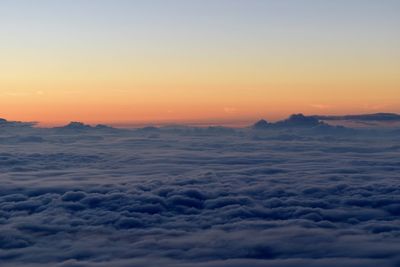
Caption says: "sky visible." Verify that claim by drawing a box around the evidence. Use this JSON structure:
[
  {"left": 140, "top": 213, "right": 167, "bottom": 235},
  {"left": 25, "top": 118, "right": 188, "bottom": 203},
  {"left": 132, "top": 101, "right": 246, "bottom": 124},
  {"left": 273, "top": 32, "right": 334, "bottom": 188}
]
[{"left": 1, "top": 0, "right": 399, "bottom": 126}]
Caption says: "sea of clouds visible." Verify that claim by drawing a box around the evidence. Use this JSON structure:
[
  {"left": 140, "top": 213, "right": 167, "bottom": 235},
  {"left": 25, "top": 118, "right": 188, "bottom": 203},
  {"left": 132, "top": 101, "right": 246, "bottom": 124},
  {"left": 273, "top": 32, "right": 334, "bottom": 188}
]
[{"left": 0, "top": 118, "right": 400, "bottom": 266}]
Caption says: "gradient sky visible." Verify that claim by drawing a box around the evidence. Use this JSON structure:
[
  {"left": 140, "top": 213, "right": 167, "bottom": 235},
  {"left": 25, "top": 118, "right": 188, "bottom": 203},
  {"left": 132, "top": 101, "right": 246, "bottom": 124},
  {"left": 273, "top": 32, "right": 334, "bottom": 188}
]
[{"left": 1, "top": 0, "right": 399, "bottom": 126}]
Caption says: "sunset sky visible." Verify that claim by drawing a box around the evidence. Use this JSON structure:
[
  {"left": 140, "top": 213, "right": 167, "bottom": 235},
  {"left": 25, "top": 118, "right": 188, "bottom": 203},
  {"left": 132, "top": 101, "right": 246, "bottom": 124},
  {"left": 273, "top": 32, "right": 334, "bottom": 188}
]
[{"left": 1, "top": 0, "right": 399, "bottom": 126}]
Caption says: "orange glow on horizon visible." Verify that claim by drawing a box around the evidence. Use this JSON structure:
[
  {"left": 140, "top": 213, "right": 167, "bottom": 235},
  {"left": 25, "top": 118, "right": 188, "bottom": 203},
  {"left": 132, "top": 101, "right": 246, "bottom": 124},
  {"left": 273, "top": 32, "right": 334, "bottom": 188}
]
[{"left": 1, "top": 1, "right": 399, "bottom": 126}]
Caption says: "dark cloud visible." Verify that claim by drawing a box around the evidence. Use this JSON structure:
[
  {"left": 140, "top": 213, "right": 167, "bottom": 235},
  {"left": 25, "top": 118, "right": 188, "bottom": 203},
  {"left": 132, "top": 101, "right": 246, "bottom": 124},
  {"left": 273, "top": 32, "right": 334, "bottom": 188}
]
[
  {"left": 52, "top": 122, "right": 121, "bottom": 135},
  {"left": 274, "top": 114, "right": 323, "bottom": 128},
  {"left": 252, "top": 114, "right": 324, "bottom": 129},
  {"left": 251, "top": 114, "right": 354, "bottom": 136},
  {"left": 0, "top": 118, "right": 36, "bottom": 128},
  {"left": 0, "top": 120, "right": 399, "bottom": 266},
  {"left": 252, "top": 119, "right": 270, "bottom": 130},
  {"left": 314, "top": 113, "right": 400, "bottom": 122}
]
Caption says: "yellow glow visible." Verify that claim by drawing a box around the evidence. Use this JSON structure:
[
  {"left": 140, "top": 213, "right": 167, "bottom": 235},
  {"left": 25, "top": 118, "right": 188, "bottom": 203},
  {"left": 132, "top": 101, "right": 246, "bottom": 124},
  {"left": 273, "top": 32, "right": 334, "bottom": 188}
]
[{"left": 1, "top": 35, "right": 400, "bottom": 126}]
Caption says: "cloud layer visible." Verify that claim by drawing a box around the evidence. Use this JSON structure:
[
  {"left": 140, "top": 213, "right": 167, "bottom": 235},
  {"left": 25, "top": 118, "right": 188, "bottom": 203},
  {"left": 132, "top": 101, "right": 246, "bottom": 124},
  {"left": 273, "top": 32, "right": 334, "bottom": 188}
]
[{"left": 0, "top": 123, "right": 400, "bottom": 266}]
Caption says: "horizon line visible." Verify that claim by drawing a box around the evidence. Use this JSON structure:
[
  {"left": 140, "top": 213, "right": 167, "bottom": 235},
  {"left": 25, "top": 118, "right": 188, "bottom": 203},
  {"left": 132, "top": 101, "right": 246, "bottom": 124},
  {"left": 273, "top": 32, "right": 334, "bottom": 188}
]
[{"left": 3, "top": 111, "right": 400, "bottom": 129}]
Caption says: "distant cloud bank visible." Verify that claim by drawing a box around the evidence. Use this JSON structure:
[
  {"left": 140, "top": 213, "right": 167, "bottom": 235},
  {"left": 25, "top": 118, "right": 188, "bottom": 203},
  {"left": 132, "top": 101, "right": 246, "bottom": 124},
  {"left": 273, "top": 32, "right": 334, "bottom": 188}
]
[{"left": 313, "top": 113, "right": 400, "bottom": 122}]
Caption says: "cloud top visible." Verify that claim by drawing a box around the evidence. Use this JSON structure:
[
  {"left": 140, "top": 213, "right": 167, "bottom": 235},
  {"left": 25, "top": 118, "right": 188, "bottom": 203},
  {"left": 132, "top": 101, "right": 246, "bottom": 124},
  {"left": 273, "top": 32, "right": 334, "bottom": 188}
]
[{"left": 0, "top": 115, "right": 400, "bottom": 266}]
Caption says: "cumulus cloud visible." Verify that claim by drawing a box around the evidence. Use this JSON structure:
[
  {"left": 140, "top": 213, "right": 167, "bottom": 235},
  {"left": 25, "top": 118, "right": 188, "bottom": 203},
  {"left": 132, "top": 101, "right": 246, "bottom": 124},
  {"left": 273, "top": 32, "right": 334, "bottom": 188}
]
[
  {"left": 253, "top": 114, "right": 328, "bottom": 129},
  {"left": 0, "top": 121, "right": 400, "bottom": 266}
]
